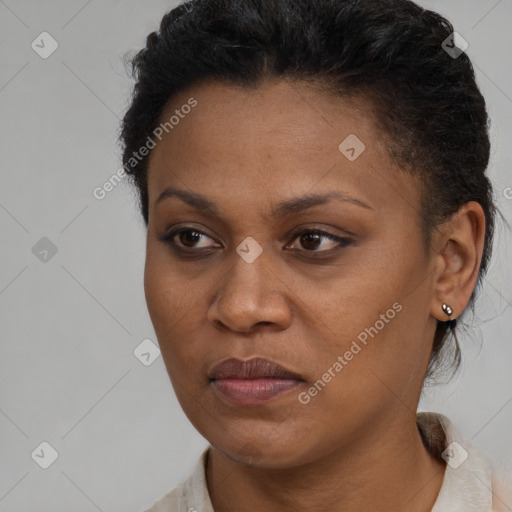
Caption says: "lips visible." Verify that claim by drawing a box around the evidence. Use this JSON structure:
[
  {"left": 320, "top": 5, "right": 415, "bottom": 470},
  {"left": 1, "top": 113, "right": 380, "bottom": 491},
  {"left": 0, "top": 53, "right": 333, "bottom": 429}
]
[
  {"left": 209, "top": 357, "right": 304, "bottom": 406},
  {"left": 209, "top": 357, "right": 303, "bottom": 380}
]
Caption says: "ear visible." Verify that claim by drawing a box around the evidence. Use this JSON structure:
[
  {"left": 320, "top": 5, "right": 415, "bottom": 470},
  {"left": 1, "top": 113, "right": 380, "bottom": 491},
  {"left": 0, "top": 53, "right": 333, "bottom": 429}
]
[{"left": 430, "top": 201, "right": 486, "bottom": 321}]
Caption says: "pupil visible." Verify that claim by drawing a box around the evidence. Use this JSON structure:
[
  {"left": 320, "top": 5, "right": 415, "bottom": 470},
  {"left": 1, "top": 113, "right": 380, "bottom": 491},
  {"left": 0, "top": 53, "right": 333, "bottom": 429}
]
[
  {"left": 302, "top": 232, "right": 320, "bottom": 250},
  {"left": 181, "top": 231, "right": 201, "bottom": 247}
]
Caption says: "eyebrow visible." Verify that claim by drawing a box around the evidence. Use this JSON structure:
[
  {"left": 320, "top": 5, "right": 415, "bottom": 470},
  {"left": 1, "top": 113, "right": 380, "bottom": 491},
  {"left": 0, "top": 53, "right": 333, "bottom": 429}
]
[{"left": 155, "top": 187, "right": 373, "bottom": 218}]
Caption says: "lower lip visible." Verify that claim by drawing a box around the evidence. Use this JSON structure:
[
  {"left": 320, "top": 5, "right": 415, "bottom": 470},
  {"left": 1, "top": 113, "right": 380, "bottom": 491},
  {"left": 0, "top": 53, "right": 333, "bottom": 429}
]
[{"left": 212, "top": 378, "right": 302, "bottom": 405}]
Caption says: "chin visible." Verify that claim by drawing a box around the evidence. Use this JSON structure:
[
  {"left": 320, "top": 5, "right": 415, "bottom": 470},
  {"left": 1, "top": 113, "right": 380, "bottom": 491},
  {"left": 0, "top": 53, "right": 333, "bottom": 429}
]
[{"left": 208, "top": 428, "right": 321, "bottom": 470}]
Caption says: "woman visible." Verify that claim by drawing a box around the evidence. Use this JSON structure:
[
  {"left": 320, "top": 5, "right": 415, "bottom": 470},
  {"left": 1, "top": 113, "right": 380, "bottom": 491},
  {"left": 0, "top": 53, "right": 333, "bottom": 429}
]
[{"left": 120, "top": 0, "right": 508, "bottom": 510}]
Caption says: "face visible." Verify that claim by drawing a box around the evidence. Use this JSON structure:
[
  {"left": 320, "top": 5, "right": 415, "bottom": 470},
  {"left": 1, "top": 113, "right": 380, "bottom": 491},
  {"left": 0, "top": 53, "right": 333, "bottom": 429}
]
[{"left": 144, "top": 79, "right": 439, "bottom": 468}]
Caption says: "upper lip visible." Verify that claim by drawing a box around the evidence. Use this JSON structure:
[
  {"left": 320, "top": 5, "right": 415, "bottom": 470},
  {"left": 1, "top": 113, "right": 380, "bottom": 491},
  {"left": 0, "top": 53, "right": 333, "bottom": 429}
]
[{"left": 209, "top": 357, "right": 303, "bottom": 380}]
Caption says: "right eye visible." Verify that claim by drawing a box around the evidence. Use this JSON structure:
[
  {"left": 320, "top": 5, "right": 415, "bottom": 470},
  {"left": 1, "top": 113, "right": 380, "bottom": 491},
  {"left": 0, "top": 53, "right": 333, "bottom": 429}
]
[{"left": 161, "top": 227, "right": 222, "bottom": 251}]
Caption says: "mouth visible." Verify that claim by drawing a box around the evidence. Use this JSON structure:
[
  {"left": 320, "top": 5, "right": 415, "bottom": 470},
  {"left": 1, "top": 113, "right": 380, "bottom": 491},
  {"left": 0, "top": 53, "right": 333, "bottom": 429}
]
[{"left": 209, "top": 357, "right": 304, "bottom": 406}]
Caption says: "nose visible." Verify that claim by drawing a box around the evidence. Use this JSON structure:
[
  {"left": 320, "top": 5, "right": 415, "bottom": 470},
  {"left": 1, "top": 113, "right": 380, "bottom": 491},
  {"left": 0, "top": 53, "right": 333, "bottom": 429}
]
[{"left": 207, "top": 249, "right": 292, "bottom": 334}]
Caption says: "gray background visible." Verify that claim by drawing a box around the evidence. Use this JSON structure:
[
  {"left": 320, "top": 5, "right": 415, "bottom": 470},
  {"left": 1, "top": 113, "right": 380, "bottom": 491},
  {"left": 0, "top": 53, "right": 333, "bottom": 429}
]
[{"left": 1, "top": 1, "right": 511, "bottom": 511}]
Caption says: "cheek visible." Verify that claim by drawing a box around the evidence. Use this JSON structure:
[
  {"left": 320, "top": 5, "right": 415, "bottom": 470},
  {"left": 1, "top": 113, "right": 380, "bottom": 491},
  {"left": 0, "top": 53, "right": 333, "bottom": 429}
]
[
  {"left": 143, "top": 249, "right": 195, "bottom": 354},
  {"left": 143, "top": 251, "right": 217, "bottom": 435},
  {"left": 293, "top": 302, "right": 421, "bottom": 443},
  {"left": 144, "top": 241, "right": 200, "bottom": 325},
  {"left": 143, "top": 246, "right": 216, "bottom": 388},
  {"left": 297, "top": 244, "right": 431, "bottom": 394},
  {"left": 144, "top": 251, "right": 173, "bottom": 331}
]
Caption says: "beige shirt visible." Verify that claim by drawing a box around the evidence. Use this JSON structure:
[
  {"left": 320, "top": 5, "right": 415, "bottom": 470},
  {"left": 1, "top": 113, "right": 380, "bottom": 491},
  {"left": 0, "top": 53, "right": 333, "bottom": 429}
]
[{"left": 144, "top": 412, "right": 507, "bottom": 512}]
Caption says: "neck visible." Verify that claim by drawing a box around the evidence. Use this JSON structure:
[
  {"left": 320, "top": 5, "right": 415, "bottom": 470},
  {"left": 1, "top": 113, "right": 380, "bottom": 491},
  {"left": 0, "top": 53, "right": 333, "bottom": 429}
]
[{"left": 206, "top": 413, "right": 446, "bottom": 512}]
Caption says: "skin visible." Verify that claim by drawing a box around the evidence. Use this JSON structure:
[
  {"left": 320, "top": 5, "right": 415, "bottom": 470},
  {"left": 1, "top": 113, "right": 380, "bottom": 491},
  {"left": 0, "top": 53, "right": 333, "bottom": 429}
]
[{"left": 143, "top": 78, "right": 486, "bottom": 512}]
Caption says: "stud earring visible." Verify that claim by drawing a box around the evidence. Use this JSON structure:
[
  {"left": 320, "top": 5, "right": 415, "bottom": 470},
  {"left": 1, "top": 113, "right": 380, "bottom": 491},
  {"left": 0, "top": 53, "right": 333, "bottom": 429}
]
[{"left": 442, "top": 304, "right": 453, "bottom": 317}]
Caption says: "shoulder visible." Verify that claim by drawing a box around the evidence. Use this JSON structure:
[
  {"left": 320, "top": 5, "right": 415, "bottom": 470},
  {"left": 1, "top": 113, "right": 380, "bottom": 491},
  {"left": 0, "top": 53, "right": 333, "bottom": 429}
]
[
  {"left": 418, "top": 412, "right": 512, "bottom": 512},
  {"left": 491, "top": 473, "right": 512, "bottom": 511},
  {"left": 143, "top": 484, "right": 186, "bottom": 512},
  {"left": 142, "top": 448, "right": 212, "bottom": 512}
]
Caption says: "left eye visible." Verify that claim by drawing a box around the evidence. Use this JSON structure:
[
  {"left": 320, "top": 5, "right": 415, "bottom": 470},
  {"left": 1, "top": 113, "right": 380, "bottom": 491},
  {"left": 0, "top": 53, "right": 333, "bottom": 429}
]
[{"left": 287, "top": 229, "right": 351, "bottom": 253}]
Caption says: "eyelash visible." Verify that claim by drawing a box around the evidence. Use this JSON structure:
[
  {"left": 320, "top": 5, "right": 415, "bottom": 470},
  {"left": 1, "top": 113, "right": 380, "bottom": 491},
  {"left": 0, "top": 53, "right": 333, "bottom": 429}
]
[{"left": 160, "top": 227, "right": 355, "bottom": 258}]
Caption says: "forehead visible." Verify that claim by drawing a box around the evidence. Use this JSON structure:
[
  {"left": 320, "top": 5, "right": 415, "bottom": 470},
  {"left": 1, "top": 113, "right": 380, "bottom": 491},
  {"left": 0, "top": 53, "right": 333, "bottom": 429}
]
[{"left": 146, "top": 79, "right": 421, "bottom": 220}]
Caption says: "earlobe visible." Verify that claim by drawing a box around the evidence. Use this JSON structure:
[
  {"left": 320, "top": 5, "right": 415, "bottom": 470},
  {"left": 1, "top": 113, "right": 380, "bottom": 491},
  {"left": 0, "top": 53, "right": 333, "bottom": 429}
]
[{"left": 430, "top": 202, "right": 486, "bottom": 322}]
